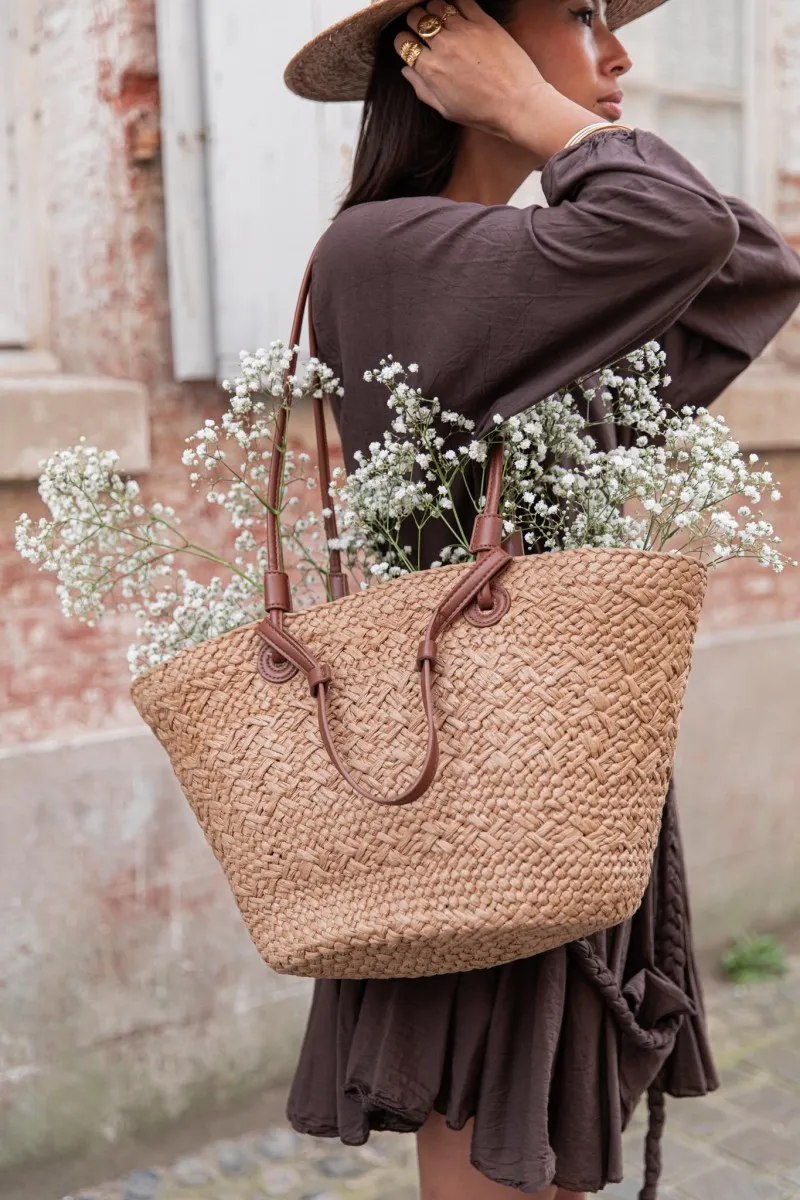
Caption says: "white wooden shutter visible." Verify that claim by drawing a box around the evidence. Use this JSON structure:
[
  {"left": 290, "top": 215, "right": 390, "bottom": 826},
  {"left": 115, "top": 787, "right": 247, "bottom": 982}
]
[
  {"left": 621, "top": 0, "right": 771, "bottom": 207},
  {"left": 198, "top": 0, "right": 361, "bottom": 378},
  {"left": 0, "top": 0, "right": 29, "bottom": 347}
]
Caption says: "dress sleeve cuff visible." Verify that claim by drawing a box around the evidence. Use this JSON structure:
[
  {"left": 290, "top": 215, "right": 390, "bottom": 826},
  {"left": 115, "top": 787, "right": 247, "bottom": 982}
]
[{"left": 541, "top": 128, "right": 700, "bottom": 207}]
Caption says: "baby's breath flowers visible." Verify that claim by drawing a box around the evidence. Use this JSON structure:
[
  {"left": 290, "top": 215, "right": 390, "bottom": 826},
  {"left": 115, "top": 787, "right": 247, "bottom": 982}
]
[
  {"left": 15, "top": 343, "right": 342, "bottom": 677},
  {"left": 329, "top": 360, "right": 481, "bottom": 577},
  {"left": 15, "top": 340, "right": 792, "bottom": 679},
  {"left": 336, "top": 345, "right": 791, "bottom": 575}
]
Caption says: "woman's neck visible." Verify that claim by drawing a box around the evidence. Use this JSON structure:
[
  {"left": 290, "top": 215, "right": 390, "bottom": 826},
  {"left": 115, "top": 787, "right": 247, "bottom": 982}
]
[{"left": 438, "top": 127, "right": 542, "bottom": 205}]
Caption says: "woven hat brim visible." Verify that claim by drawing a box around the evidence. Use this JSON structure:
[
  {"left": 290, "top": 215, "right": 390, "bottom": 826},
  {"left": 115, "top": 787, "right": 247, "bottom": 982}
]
[{"left": 285, "top": 0, "right": 668, "bottom": 103}]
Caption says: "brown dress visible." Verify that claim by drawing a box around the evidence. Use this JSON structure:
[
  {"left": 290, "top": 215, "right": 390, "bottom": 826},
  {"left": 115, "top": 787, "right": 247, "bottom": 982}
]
[{"left": 286, "top": 131, "right": 800, "bottom": 1196}]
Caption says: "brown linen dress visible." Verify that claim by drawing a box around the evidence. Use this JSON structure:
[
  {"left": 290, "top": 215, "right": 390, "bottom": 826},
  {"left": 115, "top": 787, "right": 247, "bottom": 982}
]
[{"left": 286, "top": 131, "right": 800, "bottom": 1196}]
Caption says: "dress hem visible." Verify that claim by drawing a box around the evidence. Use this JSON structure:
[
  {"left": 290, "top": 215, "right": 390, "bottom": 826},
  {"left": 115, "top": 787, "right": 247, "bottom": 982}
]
[{"left": 288, "top": 1105, "right": 627, "bottom": 1196}]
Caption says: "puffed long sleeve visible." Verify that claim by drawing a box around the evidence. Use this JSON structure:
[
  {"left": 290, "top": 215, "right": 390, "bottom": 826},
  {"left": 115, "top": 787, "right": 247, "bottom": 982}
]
[
  {"left": 312, "top": 128, "right": 800, "bottom": 457},
  {"left": 659, "top": 195, "right": 800, "bottom": 411}
]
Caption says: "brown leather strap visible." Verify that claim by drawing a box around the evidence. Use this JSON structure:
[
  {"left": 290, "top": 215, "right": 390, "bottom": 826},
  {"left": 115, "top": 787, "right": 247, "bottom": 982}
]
[
  {"left": 474, "top": 444, "right": 505, "bottom": 609},
  {"left": 308, "top": 288, "right": 348, "bottom": 600},
  {"left": 263, "top": 249, "right": 348, "bottom": 622},
  {"left": 256, "top": 546, "right": 511, "bottom": 805},
  {"left": 315, "top": 661, "right": 439, "bottom": 806},
  {"left": 256, "top": 258, "right": 518, "bottom": 804}
]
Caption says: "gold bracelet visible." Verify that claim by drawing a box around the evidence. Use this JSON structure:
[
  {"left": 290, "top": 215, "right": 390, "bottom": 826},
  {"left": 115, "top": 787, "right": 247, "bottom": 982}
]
[{"left": 563, "top": 122, "right": 634, "bottom": 151}]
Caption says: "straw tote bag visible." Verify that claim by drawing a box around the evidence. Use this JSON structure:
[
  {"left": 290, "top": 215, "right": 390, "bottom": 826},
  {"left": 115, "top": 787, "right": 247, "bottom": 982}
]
[{"left": 131, "top": 258, "right": 707, "bottom": 980}]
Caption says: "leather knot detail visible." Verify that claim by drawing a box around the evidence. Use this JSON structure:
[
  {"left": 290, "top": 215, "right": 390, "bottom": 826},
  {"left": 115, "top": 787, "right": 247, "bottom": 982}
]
[
  {"left": 417, "top": 638, "right": 438, "bottom": 669},
  {"left": 308, "top": 662, "right": 332, "bottom": 695},
  {"left": 330, "top": 572, "right": 350, "bottom": 600}
]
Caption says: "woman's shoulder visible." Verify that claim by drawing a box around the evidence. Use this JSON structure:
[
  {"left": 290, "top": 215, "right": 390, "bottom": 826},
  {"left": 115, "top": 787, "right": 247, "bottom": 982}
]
[{"left": 313, "top": 194, "right": 523, "bottom": 275}]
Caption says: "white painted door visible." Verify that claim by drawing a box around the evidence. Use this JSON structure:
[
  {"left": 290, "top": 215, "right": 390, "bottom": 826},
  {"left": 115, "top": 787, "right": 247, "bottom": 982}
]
[
  {"left": 0, "top": 0, "right": 29, "bottom": 347},
  {"left": 199, "top": 0, "right": 361, "bottom": 377}
]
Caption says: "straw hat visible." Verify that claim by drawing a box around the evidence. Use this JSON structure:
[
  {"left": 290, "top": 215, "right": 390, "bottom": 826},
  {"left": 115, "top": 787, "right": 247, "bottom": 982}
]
[{"left": 285, "top": 0, "right": 667, "bottom": 102}]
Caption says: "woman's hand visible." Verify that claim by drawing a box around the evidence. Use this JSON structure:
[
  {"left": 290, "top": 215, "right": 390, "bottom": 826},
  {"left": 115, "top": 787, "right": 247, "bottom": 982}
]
[{"left": 394, "top": 0, "right": 601, "bottom": 161}]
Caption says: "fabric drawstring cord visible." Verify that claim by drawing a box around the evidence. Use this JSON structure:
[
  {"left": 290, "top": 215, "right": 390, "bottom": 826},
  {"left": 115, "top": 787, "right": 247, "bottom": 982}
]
[{"left": 569, "top": 792, "right": 688, "bottom": 1200}]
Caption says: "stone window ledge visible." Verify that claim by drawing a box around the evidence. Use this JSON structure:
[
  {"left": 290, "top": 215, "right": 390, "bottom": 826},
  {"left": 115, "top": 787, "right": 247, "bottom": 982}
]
[
  {"left": 719, "top": 363, "right": 800, "bottom": 450},
  {"left": 0, "top": 370, "right": 150, "bottom": 482}
]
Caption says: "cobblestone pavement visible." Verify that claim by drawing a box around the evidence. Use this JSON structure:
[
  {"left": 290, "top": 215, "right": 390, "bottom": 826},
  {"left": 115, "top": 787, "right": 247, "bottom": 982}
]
[{"left": 67, "top": 959, "right": 800, "bottom": 1200}]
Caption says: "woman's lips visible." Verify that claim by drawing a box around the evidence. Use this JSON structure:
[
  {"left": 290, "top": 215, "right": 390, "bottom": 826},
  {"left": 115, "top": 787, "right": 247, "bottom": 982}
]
[{"left": 598, "top": 95, "right": 624, "bottom": 121}]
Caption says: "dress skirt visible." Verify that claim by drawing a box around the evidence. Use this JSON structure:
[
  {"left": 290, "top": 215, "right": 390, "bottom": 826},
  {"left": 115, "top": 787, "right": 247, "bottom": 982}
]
[{"left": 286, "top": 784, "right": 718, "bottom": 1197}]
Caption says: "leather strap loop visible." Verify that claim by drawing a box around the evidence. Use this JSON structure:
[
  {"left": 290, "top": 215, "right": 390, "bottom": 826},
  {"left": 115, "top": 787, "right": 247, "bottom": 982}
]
[
  {"left": 254, "top": 615, "right": 321, "bottom": 679},
  {"left": 469, "top": 514, "right": 504, "bottom": 553},
  {"left": 315, "top": 661, "right": 439, "bottom": 807},
  {"left": 264, "top": 570, "right": 292, "bottom": 613},
  {"left": 256, "top": 546, "right": 512, "bottom": 805},
  {"left": 307, "top": 662, "right": 332, "bottom": 694},
  {"left": 417, "top": 638, "right": 438, "bottom": 668}
]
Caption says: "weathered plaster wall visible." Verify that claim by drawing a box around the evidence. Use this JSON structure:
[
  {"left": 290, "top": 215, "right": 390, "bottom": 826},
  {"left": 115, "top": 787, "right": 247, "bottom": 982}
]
[
  {"left": 0, "top": 0, "right": 307, "bottom": 1172},
  {"left": 0, "top": 730, "right": 310, "bottom": 1171},
  {"left": 0, "top": 0, "right": 224, "bottom": 746}
]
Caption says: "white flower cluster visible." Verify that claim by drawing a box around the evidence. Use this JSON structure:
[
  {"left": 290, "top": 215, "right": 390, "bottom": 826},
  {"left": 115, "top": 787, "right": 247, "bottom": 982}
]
[
  {"left": 16, "top": 340, "right": 793, "bottom": 680},
  {"left": 126, "top": 571, "right": 262, "bottom": 677},
  {"left": 500, "top": 346, "right": 787, "bottom": 570},
  {"left": 337, "top": 345, "right": 791, "bottom": 576},
  {"left": 15, "top": 343, "right": 343, "bottom": 676},
  {"left": 329, "top": 358, "right": 486, "bottom": 577},
  {"left": 16, "top": 441, "right": 184, "bottom": 624}
]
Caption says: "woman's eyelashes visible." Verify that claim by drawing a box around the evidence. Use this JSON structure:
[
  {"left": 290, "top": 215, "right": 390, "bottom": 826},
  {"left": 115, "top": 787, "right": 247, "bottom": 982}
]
[{"left": 570, "top": 5, "right": 596, "bottom": 27}]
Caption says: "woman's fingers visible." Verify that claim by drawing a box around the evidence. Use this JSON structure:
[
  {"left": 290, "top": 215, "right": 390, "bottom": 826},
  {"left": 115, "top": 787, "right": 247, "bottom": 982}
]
[
  {"left": 394, "top": 0, "right": 545, "bottom": 139},
  {"left": 405, "top": 5, "right": 433, "bottom": 35},
  {"left": 394, "top": 30, "right": 426, "bottom": 68},
  {"left": 401, "top": 65, "right": 447, "bottom": 115},
  {"left": 395, "top": 1, "right": 460, "bottom": 72},
  {"left": 426, "top": 0, "right": 467, "bottom": 25}
]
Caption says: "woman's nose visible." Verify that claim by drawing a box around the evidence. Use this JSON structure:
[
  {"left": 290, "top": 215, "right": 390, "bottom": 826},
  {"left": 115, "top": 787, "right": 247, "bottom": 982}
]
[{"left": 605, "top": 33, "right": 633, "bottom": 78}]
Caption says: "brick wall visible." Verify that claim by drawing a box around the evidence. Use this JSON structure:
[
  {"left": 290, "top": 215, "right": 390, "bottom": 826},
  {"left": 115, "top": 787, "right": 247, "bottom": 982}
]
[{"left": 1, "top": 0, "right": 232, "bottom": 747}]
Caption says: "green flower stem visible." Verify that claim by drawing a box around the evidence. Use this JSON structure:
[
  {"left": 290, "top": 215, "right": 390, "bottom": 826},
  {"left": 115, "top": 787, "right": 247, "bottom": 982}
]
[{"left": 67, "top": 482, "right": 260, "bottom": 591}]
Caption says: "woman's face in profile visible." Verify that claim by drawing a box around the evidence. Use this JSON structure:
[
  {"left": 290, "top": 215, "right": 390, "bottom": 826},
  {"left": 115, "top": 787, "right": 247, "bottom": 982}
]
[{"left": 506, "top": 0, "right": 633, "bottom": 123}]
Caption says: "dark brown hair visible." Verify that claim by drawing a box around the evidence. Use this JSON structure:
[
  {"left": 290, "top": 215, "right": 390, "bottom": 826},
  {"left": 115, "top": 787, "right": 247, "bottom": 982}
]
[{"left": 338, "top": 0, "right": 517, "bottom": 212}]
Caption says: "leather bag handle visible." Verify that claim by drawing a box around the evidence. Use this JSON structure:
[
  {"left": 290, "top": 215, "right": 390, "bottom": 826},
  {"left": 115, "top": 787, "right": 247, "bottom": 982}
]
[
  {"left": 255, "top": 252, "right": 515, "bottom": 805},
  {"left": 263, "top": 250, "right": 349, "bottom": 640}
]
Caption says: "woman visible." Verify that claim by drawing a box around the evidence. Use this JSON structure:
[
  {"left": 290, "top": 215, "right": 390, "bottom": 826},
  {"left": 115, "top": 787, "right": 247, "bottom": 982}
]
[{"left": 282, "top": 1, "right": 800, "bottom": 1197}]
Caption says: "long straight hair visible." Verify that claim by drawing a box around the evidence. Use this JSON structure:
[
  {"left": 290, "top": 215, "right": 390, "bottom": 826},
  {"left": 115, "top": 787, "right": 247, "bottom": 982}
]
[{"left": 338, "top": 0, "right": 518, "bottom": 212}]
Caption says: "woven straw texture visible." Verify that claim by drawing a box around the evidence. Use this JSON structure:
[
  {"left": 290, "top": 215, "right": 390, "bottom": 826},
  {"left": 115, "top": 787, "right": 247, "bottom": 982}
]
[
  {"left": 284, "top": 0, "right": 669, "bottom": 102},
  {"left": 131, "top": 547, "right": 705, "bottom": 980}
]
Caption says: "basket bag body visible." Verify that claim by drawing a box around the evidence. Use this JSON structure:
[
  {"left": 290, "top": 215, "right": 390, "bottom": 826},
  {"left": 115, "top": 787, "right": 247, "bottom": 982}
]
[{"left": 131, "top": 263, "right": 706, "bottom": 980}]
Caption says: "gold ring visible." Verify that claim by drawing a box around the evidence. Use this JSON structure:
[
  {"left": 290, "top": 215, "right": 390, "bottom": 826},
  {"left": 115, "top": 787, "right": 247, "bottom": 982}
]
[
  {"left": 441, "top": 3, "right": 460, "bottom": 22},
  {"left": 417, "top": 14, "right": 444, "bottom": 39},
  {"left": 400, "top": 39, "right": 423, "bottom": 67}
]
